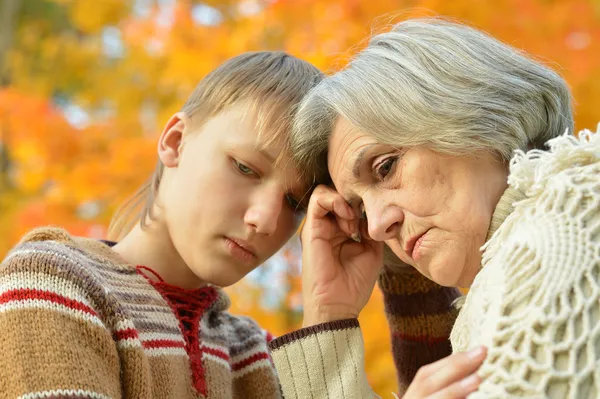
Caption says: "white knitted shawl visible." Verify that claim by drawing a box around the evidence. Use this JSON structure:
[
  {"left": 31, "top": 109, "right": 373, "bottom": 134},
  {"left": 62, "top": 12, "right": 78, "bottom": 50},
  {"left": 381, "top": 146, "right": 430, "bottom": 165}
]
[{"left": 451, "top": 129, "right": 600, "bottom": 399}]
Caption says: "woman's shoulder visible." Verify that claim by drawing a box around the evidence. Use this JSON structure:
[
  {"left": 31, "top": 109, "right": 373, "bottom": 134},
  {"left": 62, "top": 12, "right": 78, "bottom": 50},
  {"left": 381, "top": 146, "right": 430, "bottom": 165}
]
[
  {"left": 508, "top": 128, "right": 599, "bottom": 202},
  {"left": 456, "top": 130, "right": 600, "bottom": 350},
  {"left": 484, "top": 129, "right": 600, "bottom": 273}
]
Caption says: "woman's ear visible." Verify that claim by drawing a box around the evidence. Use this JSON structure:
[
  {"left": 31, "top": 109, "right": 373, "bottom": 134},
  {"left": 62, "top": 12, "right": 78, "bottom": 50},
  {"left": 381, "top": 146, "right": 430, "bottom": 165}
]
[{"left": 158, "top": 112, "right": 189, "bottom": 168}]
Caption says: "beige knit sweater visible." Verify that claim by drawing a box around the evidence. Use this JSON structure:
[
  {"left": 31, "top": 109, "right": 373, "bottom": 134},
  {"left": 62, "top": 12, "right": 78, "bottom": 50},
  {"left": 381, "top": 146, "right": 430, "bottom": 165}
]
[{"left": 271, "top": 130, "right": 600, "bottom": 398}]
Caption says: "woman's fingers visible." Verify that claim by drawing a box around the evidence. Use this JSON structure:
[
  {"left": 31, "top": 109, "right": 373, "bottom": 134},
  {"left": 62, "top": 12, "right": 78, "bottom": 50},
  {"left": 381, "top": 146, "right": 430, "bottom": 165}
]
[
  {"left": 424, "top": 346, "right": 486, "bottom": 390},
  {"left": 425, "top": 373, "right": 481, "bottom": 399},
  {"left": 306, "top": 185, "right": 359, "bottom": 240},
  {"left": 307, "top": 185, "right": 355, "bottom": 222},
  {"left": 407, "top": 346, "right": 487, "bottom": 398},
  {"left": 334, "top": 214, "right": 356, "bottom": 238}
]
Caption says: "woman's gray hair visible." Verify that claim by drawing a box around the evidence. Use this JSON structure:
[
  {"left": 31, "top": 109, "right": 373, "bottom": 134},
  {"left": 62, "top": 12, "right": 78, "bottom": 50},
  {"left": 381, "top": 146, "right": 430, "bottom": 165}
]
[{"left": 292, "top": 18, "right": 574, "bottom": 183}]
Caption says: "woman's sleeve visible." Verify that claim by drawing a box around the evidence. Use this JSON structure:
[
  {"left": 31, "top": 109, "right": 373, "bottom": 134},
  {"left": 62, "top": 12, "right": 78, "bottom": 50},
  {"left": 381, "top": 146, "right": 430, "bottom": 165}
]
[
  {"left": 269, "top": 318, "right": 379, "bottom": 399},
  {"left": 378, "top": 250, "right": 461, "bottom": 396}
]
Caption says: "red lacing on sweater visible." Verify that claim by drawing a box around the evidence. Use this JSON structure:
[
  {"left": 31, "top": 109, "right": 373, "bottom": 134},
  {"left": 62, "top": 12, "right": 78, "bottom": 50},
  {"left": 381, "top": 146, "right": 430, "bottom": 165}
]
[{"left": 136, "top": 266, "right": 218, "bottom": 396}]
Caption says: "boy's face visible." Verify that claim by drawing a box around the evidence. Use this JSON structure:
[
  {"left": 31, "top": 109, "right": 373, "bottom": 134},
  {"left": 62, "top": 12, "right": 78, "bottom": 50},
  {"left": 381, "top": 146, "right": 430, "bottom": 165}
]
[{"left": 158, "top": 104, "right": 306, "bottom": 287}]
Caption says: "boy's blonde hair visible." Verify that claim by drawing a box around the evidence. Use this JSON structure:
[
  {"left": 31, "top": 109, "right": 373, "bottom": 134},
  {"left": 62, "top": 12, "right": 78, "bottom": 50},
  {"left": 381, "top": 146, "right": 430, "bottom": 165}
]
[{"left": 108, "top": 51, "right": 323, "bottom": 240}]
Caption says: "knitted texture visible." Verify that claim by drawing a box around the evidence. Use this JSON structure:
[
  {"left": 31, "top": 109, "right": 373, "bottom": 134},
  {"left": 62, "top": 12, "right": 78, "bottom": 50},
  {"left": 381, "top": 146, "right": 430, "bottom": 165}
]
[
  {"left": 0, "top": 228, "right": 280, "bottom": 399},
  {"left": 136, "top": 265, "right": 219, "bottom": 396},
  {"left": 378, "top": 251, "right": 460, "bottom": 396},
  {"left": 451, "top": 130, "right": 600, "bottom": 398},
  {"left": 269, "top": 319, "right": 378, "bottom": 399}
]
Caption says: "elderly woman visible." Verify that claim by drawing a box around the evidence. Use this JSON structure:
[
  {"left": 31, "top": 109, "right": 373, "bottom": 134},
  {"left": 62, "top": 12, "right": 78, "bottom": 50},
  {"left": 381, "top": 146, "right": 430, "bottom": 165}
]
[{"left": 268, "top": 18, "right": 600, "bottom": 399}]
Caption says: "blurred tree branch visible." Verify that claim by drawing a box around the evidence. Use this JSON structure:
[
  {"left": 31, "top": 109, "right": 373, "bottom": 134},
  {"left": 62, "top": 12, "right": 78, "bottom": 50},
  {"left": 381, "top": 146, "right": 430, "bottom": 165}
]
[
  {"left": 0, "top": 0, "right": 20, "bottom": 86},
  {"left": 0, "top": 0, "right": 21, "bottom": 192}
]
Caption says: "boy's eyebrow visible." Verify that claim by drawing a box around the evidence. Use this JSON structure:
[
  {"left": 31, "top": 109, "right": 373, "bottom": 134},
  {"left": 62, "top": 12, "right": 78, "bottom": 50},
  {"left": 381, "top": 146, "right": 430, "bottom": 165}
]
[{"left": 259, "top": 149, "right": 275, "bottom": 163}]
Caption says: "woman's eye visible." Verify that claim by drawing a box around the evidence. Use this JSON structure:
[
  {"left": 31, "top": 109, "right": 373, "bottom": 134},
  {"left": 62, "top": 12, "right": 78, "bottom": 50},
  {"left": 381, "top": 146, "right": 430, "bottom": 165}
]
[
  {"left": 374, "top": 157, "right": 397, "bottom": 180},
  {"left": 234, "top": 160, "right": 258, "bottom": 177}
]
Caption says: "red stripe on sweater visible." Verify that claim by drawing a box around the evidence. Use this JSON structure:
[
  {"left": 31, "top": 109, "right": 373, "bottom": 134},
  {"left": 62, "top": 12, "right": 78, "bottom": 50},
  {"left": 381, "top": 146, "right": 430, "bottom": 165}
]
[
  {"left": 0, "top": 289, "right": 98, "bottom": 316},
  {"left": 202, "top": 346, "right": 230, "bottom": 361},
  {"left": 115, "top": 328, "right": 139, "bottom": 341},
  {"left": 392, "top": 332, "right": 450, "bottom": 344},
  {"left": 143, "top": 339, "right": 185, "bottom": 349},
  {"left": 232, "top": 352, "right": 270, "bottom": 371},
  {"left": 265, "top": 331, "right": 274, "bottom": 343}
]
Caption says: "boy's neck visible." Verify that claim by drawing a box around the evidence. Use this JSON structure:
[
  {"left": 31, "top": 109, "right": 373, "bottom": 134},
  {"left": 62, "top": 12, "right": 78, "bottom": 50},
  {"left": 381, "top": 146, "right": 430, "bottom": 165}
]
[{"left": 112, "top": 223, "right": 207, "bottom": 289}]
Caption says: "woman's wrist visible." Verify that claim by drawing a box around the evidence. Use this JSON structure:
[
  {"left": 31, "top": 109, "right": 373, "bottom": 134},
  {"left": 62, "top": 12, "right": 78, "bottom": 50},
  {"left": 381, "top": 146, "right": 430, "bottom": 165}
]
[{"left": 302, "top": 304, "right": 358, "bottom": 328}]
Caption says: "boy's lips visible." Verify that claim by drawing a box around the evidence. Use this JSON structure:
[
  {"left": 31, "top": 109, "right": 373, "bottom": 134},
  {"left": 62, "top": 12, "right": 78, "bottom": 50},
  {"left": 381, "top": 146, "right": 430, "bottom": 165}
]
[{"left": 224, "top": 236, "right": 257, "bottom": 258}]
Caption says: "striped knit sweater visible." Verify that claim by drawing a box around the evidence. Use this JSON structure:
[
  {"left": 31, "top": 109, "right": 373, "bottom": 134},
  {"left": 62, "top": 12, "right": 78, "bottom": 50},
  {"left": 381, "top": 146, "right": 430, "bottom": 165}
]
[
  {"left": 378, "top": 252, "right": 461, "bottom": 393},
  {"left": 0, "top": 227, "right": 280, "bottom": 399}
]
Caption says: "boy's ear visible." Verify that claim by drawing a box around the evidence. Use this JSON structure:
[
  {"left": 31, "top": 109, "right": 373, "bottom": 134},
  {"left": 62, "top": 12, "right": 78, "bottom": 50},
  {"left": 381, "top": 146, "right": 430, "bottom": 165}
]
[{"left": 158, "top": 112, "right": 189, "bottom": 168}]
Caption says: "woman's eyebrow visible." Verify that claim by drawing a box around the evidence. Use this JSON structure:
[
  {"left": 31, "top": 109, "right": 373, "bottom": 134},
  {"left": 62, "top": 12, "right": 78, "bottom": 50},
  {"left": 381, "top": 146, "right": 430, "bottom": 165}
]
[{"left": 352, "top": 144, "right": 377, "bottom": 178}]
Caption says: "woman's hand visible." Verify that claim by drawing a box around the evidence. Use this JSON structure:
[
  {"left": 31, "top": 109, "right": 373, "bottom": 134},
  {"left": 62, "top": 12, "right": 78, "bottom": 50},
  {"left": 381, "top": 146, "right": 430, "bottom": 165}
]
[
  {"left": 300, "top": 185, "right": 384, "bottom": 327},
  {"left": 402, "top": 346, "right": 487, "bottom": 399}
]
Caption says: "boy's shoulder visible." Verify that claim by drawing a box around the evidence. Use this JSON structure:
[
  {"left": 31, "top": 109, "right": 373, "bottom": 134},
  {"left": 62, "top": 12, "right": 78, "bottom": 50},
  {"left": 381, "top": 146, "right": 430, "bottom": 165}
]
[
  {"left": 4, "top": 226, "right": 88, "bottom": 269},
  {"left": 2, "top": 226, "right": 130, "bottom": 287},
  {"left": 0, "top": 227, "right": 125, "bottom": 328}
]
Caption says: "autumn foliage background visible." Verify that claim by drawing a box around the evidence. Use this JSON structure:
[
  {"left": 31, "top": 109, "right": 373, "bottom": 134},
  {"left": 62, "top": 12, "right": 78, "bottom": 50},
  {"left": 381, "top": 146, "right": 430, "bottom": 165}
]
[{"left": 1, "top": 0, "right": 599, "bottom": 394}]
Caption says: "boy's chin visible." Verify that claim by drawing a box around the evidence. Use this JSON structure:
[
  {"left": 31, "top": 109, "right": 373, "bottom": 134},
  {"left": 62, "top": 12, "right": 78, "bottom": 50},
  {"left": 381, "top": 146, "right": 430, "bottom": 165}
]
[{"left": 199, "top": 265, "right": 254, "bottom": 288}]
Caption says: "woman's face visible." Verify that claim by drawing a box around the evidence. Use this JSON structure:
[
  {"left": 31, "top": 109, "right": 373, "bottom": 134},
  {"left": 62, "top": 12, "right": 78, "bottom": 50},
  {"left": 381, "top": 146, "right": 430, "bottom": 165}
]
[{"left": 327, "top": 117, "right": 508, "bottom": 288}]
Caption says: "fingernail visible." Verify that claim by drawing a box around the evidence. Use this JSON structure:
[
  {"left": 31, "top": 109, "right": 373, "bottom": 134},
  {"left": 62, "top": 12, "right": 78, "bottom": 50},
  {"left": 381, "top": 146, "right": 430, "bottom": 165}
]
[
  {"left": 345, "top": 205, "right": 355, "bottom": 219},
  {"left": 467, "top": 346, "right": 485, "bottom": 360},
  {"left": 460, "top": 374, "right": 480, "bottom": 390}
]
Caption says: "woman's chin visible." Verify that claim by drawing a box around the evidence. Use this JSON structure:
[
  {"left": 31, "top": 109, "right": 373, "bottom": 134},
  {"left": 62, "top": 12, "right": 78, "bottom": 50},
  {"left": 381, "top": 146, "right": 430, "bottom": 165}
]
[
  {"left": 427, "top": 259, "right": 465, "bottom": 288},
  {"left": 455, "top": 267, "right": 480, "bottom": 289}
]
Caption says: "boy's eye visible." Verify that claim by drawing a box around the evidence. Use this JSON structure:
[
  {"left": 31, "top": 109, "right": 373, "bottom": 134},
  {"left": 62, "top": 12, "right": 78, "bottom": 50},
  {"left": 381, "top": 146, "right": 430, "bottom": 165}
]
[
  {"left": 285, "top": 194, "right": 305, "bottom": 214},
  {"left": 234, "top": 160, "right": 258, "bottom": 177}
]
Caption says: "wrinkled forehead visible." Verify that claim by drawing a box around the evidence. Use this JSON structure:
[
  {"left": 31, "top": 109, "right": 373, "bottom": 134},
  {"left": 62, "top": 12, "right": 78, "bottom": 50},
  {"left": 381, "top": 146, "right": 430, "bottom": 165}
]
[{"left": 327, "top": 117, "right": 375, "bottom": 189}]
